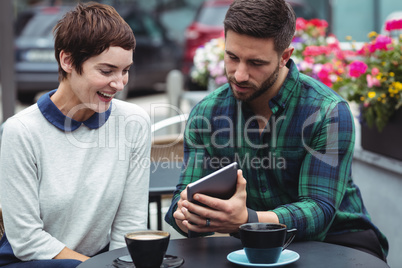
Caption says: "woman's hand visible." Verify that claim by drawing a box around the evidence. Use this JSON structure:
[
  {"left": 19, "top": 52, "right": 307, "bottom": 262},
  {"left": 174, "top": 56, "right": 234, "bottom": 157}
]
[{"left": 53, "top": 247, "right": 90, "bottom": 262}]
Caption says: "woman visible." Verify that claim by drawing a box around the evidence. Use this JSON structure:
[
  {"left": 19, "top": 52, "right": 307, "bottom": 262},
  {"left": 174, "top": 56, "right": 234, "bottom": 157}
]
[{"left": 0, "top": 2, "right": 150, "bottom": 267}]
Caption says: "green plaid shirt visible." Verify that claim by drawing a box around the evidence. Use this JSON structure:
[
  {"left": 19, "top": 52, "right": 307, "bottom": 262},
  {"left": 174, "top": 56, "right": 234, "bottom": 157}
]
[{"left": 165, "top": 59, "right": 388, "bottom": 255}]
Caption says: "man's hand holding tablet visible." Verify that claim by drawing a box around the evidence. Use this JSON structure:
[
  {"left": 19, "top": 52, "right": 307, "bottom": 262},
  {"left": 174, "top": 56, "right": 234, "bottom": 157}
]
[
  {"left": 187, "top": 162, "right": 239, "bottom": 204},
  {"left": 172, "top": 162, "right": 251, "bottom": 237}
]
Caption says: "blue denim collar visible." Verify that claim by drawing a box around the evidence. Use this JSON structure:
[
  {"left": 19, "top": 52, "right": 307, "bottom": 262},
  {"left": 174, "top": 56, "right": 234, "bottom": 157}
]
[{"left": 38, "top": 89, "right": 112, "bottom": 132}]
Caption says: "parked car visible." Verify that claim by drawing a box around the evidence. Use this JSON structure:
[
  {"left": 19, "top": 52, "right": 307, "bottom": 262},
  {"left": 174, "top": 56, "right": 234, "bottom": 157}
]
[
  {"left": 182, "top": 0, "right": 318, "bottom": 90},
  {"left": 119, "top": 5, "right": 182, "bottom": 99},
  {"left": 181, "top": 0, "right": 232, "bottom": 77},
  {"left": 14, "top": 4, "right": 181, "bottom": 103}
]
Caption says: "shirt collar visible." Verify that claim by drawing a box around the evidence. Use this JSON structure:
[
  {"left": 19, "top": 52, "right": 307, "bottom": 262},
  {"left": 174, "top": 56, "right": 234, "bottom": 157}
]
[
  {"left": 38, "top": 89, "right": 112, "bottom": 132},
  {"left": 268, "top": 58, "right": 298, "bottom": 115}
]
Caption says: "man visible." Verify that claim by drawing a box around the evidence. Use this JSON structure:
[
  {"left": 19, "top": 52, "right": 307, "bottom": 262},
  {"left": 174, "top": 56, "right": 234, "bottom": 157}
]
[{"left": 165, "top": 0, "right": 388, "bottom": 261}]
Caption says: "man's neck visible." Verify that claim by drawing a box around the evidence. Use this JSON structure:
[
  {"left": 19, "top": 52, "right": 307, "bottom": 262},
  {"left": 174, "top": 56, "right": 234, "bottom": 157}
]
[{"left": 250, "top": 66, "right": 289, "bottom": 117}]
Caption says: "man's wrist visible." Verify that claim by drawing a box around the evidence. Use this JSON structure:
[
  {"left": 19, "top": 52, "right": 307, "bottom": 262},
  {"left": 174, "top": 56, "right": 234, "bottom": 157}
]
[
  {"left": 247, "top": 208, "right": 259, "bottom": 223},
  {"left": 231, "top": 208, "right": 259, "bottom": 238}
]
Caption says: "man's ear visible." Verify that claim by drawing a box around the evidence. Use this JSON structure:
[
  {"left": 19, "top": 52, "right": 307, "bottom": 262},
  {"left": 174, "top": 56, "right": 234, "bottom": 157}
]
[
  {"left": 280, "top": 47, "right": 294, "bottom": 68},
  {"left": 59, "top": 50, "right": 73, "bottom": 74}
]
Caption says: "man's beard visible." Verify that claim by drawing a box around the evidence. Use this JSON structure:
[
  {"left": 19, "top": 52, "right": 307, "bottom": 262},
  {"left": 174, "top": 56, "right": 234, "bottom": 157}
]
[{"left": 228, "top": 64, "right": 280, "bottom": 103}]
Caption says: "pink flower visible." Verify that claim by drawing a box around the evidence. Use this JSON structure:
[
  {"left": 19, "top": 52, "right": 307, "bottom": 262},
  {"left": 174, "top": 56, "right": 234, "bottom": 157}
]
[
  {"left": 302, "top": 45, "right": 329, "bottom": 57},
  {"left": 215, "top": 76, "right": 228, "bottom": 85},
  {"left": 348, "top": 61, "right": 368, "bottom": 78},
  {"left": 318, "top": 68, "right": 332, "bottom": 87},
  {"left": 326, "top": 34, "right": 339, "bottom": 48},
  {"left": 306, "top": 19, "right": 328, "bottom": 36},
  {"left": 296, "top": 18, "right": 307, "bottom": 31},
  {"left": 371, "top": 67, "right": 379, "bottom": 76},
  {"left": 308, "top": 19, "right": 328, "bottom": 28},
  {"left": 322, "top": 62, "right": 334, "bottom": 73},
  {"left": 385, "top": 19, "right": 402, "bottom": 31},
  {"left": 340, "top": 49, "right": 357, "bottom": 61},
  {"left": 357, "top": 35, "right": 392, "bottom": 54},
  {"left": 357, "top": 43, "right": 371, "bottom": 56},
  {"left": 366, "top": 74, "right": 381, "bottom": 88},
  {"left": 304, "top": 56, "right": 315, "bottom": 64},
  {"left": 372, "top": 35, "right": 393, "bottom": 51}
]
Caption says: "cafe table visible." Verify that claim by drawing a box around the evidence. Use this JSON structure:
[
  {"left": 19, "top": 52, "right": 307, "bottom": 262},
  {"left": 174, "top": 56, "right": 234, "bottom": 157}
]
[{"left": 77, "top": 236, "right": 389, "bottom": 268}]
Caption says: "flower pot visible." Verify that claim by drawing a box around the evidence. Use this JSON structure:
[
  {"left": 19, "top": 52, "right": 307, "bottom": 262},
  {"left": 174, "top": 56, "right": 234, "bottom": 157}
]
[{"left": 361, "top": 108, "right": 402, "bottom": 161}]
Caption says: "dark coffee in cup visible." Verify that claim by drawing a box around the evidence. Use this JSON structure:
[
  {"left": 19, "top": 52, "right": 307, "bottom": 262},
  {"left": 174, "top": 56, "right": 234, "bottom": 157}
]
[
  {"left": 239, "top": 223, "right": 297, "bottom": 264},
  {"left": 125, "top": 230, "right": 170, "bottom": 268}
]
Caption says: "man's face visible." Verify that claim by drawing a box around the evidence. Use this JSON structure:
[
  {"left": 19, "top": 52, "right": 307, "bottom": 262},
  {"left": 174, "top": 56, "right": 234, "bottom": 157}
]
[{"left": 224, "top": 30, "right": 281, "bottom": 102}]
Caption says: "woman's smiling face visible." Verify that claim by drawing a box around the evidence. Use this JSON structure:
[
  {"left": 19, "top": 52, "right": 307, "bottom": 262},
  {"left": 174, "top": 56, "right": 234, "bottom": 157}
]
[{"left": 62, "top": 46, "right": 133, "bottom": 119}]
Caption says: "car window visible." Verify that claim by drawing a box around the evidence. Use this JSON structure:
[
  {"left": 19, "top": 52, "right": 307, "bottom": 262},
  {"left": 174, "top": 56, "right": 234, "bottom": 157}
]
[
  {"left": 15, "top": 10, "right": 35, "bottom": 36},
  {"left": 142, "top": 15, "right": 163, "bottom": 41},
  {"left": 125, "top": 12, "right": 164, "bottom": 43},
  {"left": 19, "top": 9, "right": 65, "bottom": 38},
  {"left": 197, "top": 5, "right": 228, "bottom": 26},
  {"left": 125, "top": 14, "right": 148, "bottom": 37}
]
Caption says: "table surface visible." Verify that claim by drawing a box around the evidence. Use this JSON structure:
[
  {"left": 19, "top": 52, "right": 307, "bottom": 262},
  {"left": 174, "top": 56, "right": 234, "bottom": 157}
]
[{"left": 77, "top": 236, "right": 389, "bottom": 268}]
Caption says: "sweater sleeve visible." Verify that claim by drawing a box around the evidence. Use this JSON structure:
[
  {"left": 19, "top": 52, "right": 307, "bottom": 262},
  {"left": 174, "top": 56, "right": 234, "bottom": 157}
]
[
  {"left": 0, "top": 118, "right": 66, "bottom": 260},
  {"left": 109, "top": 111, "right": 151, "bottom": 250}
]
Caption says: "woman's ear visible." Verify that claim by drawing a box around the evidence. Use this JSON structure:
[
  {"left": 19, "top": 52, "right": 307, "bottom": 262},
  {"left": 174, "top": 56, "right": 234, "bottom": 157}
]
[
  {"left": 59, "top": 50, "right": 73, "bottom": 74},
  {"left": 280, "top": 47, "right": 294, "bottom": 68}
]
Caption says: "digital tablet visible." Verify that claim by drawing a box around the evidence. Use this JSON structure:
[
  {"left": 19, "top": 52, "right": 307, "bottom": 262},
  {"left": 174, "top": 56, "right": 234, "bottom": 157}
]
[{"left": 187, "top": 162, "right": 238, "bottom": 203}]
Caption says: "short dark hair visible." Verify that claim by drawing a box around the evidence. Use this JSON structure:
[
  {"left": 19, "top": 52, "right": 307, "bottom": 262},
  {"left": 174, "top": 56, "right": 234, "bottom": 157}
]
[
  {"left": 53, "top": 2, "right": 135, "bottom": 81},
  {"left": 224, "top": 0, "right": 296, "bottom": 54}
]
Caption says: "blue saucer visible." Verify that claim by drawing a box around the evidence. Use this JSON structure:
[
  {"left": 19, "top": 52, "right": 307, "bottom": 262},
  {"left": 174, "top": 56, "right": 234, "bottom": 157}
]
[{"left": 227, "top": 249, "right": 300, "bottom": 267}]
